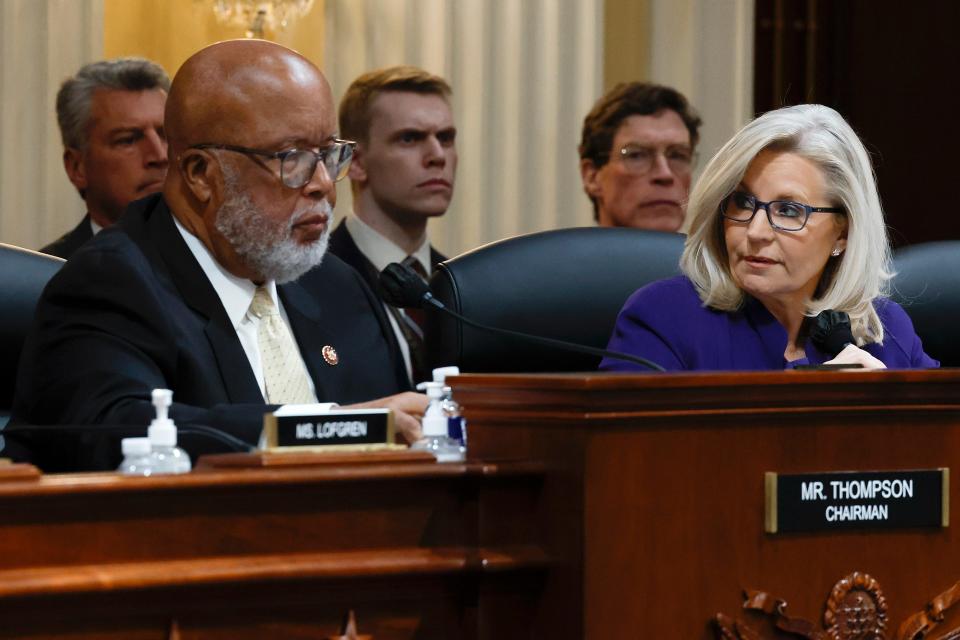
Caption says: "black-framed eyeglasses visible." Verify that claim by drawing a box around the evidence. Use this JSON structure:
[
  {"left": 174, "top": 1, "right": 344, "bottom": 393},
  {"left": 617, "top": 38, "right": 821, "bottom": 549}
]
[
  {"left": 597, "top": 143, "right": 697, "bottom": 175},
  {"left": 190, "top": 139, "right": 357, "bottom": 189},
  {"left": 721, "top": 190, "right": 845, "bottom": 232}
]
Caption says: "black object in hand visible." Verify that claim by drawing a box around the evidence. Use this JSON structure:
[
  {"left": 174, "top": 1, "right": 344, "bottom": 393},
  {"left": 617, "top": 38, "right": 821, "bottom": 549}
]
[{"left": 810, "top": 310, "right": 854, "bottom": 357}]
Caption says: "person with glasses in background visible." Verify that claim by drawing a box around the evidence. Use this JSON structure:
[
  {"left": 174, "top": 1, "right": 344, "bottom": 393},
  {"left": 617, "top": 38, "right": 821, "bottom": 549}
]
[
  {"left": 599, "top": 104, "right": 937, "bottom": 372},
  {"left": 11, "top": 40, "right": 427, "bottom": 470},
  {"left": 579, "top": 82, "right": 701, "bottom": 232}
]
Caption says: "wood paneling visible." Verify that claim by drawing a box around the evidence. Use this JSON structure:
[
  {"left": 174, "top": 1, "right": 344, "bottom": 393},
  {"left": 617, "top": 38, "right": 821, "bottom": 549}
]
[
  {"left": 0, "top": 459, "right": 548, "bottom": 639},
  {"left": 453, "top": 370, "right": 960, "bottom": 639}
]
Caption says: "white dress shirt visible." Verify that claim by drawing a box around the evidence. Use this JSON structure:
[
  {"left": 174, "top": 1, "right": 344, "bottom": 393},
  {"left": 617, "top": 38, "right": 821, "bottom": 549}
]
[{"left": 173, "top": 217, "right": 316, "bottom": 401}]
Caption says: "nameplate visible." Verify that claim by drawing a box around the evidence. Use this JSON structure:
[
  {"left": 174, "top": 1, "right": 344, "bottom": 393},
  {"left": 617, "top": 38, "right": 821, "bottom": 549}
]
[
  {"left": 262, "top": 408, "right": 394, "bottom": 451},
  {"left": 765, "top": 468, "right": 949, "bottom": 534}
]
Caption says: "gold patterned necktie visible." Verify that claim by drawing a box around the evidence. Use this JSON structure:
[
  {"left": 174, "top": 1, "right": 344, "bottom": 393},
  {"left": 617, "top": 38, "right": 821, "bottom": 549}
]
[{"left": 249, "top": 286, "right": 317, "bottom": 404}]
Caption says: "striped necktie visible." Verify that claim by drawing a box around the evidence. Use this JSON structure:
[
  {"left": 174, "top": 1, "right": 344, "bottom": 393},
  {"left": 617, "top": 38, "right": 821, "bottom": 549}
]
[{"left": 249, "top": 286, "right": 317, "bottom": 404}]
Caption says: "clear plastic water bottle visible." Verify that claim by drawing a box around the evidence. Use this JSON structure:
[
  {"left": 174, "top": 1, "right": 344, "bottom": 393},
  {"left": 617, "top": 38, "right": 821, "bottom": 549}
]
[
  {"left": 411, "top": 380, "right": 464, "bottom": 462},
  {"left": 147, "top": 389, "right": 192, "bottom": 474},
  {"left": 441, "top": 386, "right": 466, "bottom": 453},
  {"left": 117, "top": 437, "right": 156, "bottom": 476},
  {"left": 432, "top": 366, "right": 467, "bottom": 454}
]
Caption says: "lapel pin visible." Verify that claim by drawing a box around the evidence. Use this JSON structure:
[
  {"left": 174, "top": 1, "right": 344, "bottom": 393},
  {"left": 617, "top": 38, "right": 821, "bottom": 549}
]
[{"left": 322, "top": 345, "right": 339, "bottom": 366}]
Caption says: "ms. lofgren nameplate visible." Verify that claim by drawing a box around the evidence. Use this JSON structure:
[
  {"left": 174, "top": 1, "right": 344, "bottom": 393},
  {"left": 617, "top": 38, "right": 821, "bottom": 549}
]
[
  {"left": 263, "top": 408, "right": 395, "bottom": 451},
  {"left": 765, "top": 468, "right": 949, "bottom": 534}
]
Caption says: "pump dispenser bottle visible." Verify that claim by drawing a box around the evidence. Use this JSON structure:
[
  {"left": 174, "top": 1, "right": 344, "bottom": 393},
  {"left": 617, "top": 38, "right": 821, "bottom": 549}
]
[
  {"left": 117, "top": 437, "right": 156, "bottom": 476},
  {"left": 411, "top": 380, "right": 464, "bottom": 462},
  {"left": 147, "top": 389, "right": 192, "bottom": 474}
]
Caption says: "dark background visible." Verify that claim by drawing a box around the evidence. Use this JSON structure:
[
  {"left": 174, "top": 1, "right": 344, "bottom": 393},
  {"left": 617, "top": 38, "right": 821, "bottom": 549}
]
[{"left": 754, "top": 0, "right": 960, "bottom": 247}]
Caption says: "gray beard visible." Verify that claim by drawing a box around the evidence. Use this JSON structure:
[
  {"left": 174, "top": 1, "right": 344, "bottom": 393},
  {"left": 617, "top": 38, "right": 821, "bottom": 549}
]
[{"left": 215, "top": 170, "right": 332, "bottom": 284}]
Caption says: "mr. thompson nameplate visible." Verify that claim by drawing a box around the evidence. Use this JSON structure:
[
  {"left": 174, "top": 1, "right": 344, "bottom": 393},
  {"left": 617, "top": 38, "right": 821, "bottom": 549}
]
[{"left": 765, "top": 469, "right": 948, "bottom": 534}]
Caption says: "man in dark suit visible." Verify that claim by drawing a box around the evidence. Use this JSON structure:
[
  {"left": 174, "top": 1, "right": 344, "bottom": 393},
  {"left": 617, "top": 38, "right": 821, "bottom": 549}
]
[
  {"left": 330, "top": 66, "right": 457, "bottom": 384},
  {"left": 12, "top": 40, "right": 425, "bottom": 468},
  {"left": 41, "top": 58, "right": 170, "bottom": 259}
]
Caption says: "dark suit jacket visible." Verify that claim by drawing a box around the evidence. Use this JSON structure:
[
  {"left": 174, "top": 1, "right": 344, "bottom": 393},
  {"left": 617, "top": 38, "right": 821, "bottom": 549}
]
[
  {"left": 328, "top": 220, "right": 446, "bottom": 296},
  {"left": 39, "top": 214, "right": 94, "bottom": 259},
  {"left": 328, "top": 220, "right": 446, "bottom": 384},
  {"left": 12, "top": 194, "right": 408, "bottom": 469}
]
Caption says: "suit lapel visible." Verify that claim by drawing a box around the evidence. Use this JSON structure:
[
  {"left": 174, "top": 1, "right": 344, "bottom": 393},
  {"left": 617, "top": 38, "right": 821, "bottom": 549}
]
[
  {"left": 330, "top": 222, "right": 381, "bottom": 292},
  {"left": 278, "top": 279, "right": 333, "bottom": 399},
  {"left": 145, "top": 199, "right": 263, "bottom": 404}
]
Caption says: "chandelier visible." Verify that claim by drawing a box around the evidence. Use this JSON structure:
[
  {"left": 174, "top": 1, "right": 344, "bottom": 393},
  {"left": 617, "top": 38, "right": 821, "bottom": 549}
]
[{"left": 209, "top": 0, "right": 316, "bottom": 39}]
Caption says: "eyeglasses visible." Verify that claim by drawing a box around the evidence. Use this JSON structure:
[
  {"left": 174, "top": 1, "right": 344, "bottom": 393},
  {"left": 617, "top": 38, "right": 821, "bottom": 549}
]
[
  {"left": 598, "top": 144, "right": 697, "bottom": 175},
  {"left": 722, "top": 191, "right": 845, "bottom": 232},
  {"left": 190, "top": 139, "right": 357, "bottom": 189}
]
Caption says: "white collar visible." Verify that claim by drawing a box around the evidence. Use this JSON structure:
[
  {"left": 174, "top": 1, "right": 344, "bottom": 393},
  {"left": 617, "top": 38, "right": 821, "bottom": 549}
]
[
  {"left": 345, "top": 214, "right": 433, "bottom": 275},
  {"left": 89, "top": 216, "right": 103, "bottom": 236},
  {"left": 173, "top": 216, "right": 278, "bottom": 329}
]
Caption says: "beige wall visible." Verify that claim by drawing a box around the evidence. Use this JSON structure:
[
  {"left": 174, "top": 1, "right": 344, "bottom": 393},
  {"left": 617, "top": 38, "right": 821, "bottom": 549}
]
[
  {"left": 0, "top": 0, "right": 103, "bottom": 251},
  {"left": 103, "top": 0, "right": 326, "bottom": 77},
  {"left": 0, "top": 0, "right": 753, "bottom": 253},
  {"left": 603, "top": 0, "right": 650, "bottom": 90},
  {"left": 324, "top": 0, "right": 604, "bottom": 257}
]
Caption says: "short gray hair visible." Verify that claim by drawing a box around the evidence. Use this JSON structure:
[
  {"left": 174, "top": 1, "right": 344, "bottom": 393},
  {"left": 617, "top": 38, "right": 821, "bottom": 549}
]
[
  {"left": 680, "top": 104, "right": 892, "bottom": 344},
  {"left": 56, "top": 57, "right": 170, "bottom": 150}
]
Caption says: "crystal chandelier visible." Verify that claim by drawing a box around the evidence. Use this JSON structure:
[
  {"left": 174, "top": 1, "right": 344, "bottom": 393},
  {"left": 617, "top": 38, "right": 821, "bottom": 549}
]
[{"left": 209, "top": 0, "right": 316, "bottom": 39}]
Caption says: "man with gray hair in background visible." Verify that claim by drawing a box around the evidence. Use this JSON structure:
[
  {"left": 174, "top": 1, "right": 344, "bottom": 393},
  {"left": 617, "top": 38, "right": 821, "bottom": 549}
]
[{"left": 41, "top": 57, "right": 169, "bottom": 259}]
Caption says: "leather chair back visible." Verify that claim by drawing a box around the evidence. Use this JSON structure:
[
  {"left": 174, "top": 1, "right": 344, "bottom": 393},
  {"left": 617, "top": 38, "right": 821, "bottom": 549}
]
[
  {"left": 0, "top": 244, "right": 64, "bottom": 413},
  {"left": 425, "top": 227, "right": 685, "bottom": 372},
  {"left": 891, "top": 241, "right": 960, "bottom": 367}
]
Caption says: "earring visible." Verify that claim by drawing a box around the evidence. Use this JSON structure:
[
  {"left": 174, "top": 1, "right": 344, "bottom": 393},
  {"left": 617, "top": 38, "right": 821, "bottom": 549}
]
[{"left": 831, "top": 248, "right": 843, "bottom": 257}]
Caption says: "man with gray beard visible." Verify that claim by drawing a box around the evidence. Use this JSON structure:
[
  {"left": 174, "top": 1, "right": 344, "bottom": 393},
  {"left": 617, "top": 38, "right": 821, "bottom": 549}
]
[{"left": 10, "top": 40, "right": 424, "bottom": 470}]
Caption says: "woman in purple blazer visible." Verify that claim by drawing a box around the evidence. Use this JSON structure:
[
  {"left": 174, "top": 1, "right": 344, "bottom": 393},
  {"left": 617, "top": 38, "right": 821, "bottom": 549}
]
[{"left": 601, "top": 104, "right": 937, "bottom": 372}]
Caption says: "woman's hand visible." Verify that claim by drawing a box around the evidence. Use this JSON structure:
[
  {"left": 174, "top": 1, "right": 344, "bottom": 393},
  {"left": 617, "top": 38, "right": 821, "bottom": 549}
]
[{"left": 824, "top": 344, "right": 886, "bottom": 370}]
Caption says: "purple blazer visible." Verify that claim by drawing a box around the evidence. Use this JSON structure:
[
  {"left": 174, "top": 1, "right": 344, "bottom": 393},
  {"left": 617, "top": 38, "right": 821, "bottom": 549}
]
[{"left": 600, "top": 276, "right": 939, "bottom": 372}]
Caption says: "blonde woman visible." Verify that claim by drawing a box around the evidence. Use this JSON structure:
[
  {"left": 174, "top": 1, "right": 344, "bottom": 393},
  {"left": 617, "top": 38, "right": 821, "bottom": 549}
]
[{"left": 600, "top": 104, "right": 936, "bottom": 371}]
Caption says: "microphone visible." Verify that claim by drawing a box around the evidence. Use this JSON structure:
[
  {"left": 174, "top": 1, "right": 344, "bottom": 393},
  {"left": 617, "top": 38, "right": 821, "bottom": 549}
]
[
  {"left": 810, "top": 310, "right": 855, "bottom": 357},
  {"left": 379, "top": 262, "right": 665, "bottom": 372}
]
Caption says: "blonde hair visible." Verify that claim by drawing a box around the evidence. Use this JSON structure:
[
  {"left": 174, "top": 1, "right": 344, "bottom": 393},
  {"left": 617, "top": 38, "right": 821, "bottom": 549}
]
[{"left": 680, "top": 104, "right": 892, "bottom": 344}]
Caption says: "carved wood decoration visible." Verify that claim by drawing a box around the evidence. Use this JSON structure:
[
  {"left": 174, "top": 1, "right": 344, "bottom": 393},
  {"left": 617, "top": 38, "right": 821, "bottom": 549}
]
[
  {"left": 897, "top": 580, "right": 960, "bottom": 640},
  {"left": 715, "top": 574, "right": 960, "bottom": 640}
]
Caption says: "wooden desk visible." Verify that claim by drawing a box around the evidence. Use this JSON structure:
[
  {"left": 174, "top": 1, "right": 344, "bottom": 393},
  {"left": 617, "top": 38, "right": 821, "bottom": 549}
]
[
  {"left": 0, "top": 456, "right": 548, "bottom": 639},
  {"left": 453, "top": 369, "right": 960, "bottom": 639},
  {"left": 6, "top": 370, "right": 960, "bottom": 639}
]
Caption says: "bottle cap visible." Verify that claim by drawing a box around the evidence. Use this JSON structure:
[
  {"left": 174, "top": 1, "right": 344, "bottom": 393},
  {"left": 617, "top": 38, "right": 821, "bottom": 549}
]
[
  {"left": 415, "top": 380, "right": 445, "bottom": 399},
  {"left": 121, "top": 437, "right": 152, "bottom": 456},
  {"left": 431, "top": 366, "right": 460, "bottom": 382},
  {"left": 148, "top": 388, "right": 178, "bottom": 447}
]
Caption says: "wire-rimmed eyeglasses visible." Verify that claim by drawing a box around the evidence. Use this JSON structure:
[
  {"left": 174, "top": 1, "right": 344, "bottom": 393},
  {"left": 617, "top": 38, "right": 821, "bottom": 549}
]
[
  {"left": 190, "top": 139, "right": 357, "bottom": 189},
  {"left": 597, "top": 144, "right": 697, "bottom": 175},
  {"left": 722, "top": 190, "right": 845, "bottom": 231}
]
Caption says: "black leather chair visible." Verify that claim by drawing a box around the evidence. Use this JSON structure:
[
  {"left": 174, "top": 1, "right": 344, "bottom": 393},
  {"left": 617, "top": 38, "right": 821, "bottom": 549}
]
[
  {"left": 891, "top": 241, "right": 960, "bottom": 367},
  {"left": 425, "top": 227, "right": 685, "bottom": 372},
  {"left": 0, "top": 243, "right": 64, "bottom": 424}
]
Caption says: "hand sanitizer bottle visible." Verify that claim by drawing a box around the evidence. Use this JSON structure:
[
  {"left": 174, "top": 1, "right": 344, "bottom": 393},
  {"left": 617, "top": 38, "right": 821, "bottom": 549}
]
[
  {"left": 117, "top": 437, "right": 156, "bottom": 476},
  {"left": 411, "top": 380, "right": 464, "bottom": 462},
  {"left": 147, "top": 389, "right": 192, "bottom": 474}
]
